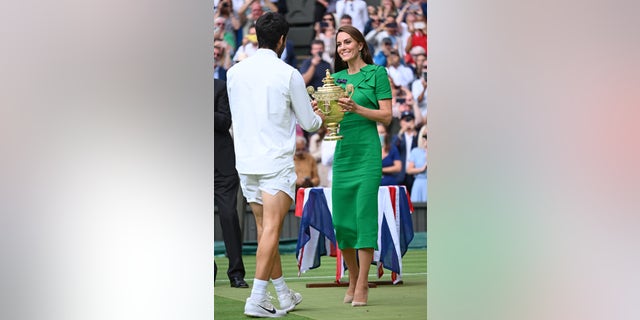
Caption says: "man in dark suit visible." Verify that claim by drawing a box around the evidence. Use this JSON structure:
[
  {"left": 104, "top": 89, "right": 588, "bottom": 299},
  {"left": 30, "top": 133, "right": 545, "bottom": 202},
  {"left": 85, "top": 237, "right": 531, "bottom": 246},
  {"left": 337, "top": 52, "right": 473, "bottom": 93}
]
[{"left": 214, "top": 79, "right": 248, "bottom": 288}]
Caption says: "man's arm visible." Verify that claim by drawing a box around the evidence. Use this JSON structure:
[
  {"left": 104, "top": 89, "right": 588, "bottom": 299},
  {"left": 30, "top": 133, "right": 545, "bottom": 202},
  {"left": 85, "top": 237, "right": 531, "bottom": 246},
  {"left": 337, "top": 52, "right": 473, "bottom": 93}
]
[{"left": 290, "top": 71, "right": 323, "bottom": 132}]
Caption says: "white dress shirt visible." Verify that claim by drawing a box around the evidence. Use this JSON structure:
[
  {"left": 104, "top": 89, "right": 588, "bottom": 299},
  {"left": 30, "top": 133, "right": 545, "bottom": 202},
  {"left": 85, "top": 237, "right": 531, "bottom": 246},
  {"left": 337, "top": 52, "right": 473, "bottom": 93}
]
[
  {"left": 227, "top": 49, "right": 323, "bottom": 174},
  {"left": 336, "top": 0, "right": 368, "bottom": 32}
]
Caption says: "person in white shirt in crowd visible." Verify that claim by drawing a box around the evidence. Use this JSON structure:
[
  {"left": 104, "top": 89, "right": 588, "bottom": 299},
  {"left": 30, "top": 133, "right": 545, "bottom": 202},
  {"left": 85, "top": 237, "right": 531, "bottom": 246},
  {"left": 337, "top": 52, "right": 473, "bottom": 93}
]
[
  {"left": 365, "top": 14, "right": 407, "bottom": 57},
  {"left": 336, "top": 0, "right": 368, "bottom": 32},
  {"left": 386, "top": 49, "right": 415, "bottom": 88},
  {"left": 233, "top": 25, "right": 259, "bottom": 63},
  {"left": 410, "top": 57, "right": 428, "bottom": 119},
  {"left": 226, "top": 12, "right": 325, "bottom": 318},
  {"left": 308, "top": 126, "right": 336, "bottom": 188}
]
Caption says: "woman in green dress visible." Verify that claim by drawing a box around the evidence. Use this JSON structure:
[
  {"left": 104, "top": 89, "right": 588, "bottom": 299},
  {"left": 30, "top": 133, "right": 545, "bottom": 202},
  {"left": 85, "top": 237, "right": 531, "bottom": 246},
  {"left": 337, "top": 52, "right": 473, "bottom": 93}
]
[{"left": 325, "top": 25, "right": 392, "bottom": 306}]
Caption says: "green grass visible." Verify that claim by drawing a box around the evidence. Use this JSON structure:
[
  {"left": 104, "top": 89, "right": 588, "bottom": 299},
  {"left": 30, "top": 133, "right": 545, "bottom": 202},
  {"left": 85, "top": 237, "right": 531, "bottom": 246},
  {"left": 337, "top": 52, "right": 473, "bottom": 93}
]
[{"left": 214, "top": 249, "right": 427, "bottom": 319}]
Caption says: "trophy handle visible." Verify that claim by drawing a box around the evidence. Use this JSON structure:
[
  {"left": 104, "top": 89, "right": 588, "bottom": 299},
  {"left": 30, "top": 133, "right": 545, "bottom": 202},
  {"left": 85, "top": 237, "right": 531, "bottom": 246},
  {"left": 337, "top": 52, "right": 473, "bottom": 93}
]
[
  {"left": 306, "top": 86, "right": 315, "bottom": 96},
  {"left": 344, "top": 84, "right": 355, "bottom": 99}
]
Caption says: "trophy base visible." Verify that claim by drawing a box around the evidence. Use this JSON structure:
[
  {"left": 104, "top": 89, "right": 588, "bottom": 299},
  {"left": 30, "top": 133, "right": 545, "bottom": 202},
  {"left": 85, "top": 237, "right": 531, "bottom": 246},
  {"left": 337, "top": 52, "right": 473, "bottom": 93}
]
[
  {"left": 324, "top": 135, "right": 343, "bottom": 141},
  {"left": 324, "top": 123, "right": 342, "bottom": 141}
]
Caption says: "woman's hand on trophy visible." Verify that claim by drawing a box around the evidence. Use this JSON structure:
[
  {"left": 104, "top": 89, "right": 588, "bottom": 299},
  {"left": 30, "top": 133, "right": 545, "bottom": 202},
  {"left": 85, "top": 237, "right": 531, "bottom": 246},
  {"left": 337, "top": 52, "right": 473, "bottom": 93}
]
[{"left": 338, "top": 97, "right": 358, "bottom": 113}]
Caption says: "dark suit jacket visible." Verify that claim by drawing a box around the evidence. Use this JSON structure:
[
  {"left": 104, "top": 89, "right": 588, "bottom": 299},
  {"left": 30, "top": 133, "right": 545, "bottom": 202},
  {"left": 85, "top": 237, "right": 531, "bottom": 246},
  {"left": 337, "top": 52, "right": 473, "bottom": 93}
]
[{"left": 214, "top": 79, "right": 237, "bottom": 176}]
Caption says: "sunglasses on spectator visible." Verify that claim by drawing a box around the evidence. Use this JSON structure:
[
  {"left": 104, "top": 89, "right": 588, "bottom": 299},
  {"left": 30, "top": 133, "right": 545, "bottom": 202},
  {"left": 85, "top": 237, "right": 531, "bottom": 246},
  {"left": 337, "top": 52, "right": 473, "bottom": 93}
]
[{"left": 422, "top": 135, "right": 427, "bottom": 139}]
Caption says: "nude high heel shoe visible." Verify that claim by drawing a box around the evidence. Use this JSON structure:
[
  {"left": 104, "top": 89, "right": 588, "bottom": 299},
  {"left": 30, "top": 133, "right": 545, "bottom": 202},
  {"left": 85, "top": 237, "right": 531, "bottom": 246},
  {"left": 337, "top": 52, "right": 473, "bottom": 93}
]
[{"left": 351, "top": 288, "right": 368, "bottom": 307}]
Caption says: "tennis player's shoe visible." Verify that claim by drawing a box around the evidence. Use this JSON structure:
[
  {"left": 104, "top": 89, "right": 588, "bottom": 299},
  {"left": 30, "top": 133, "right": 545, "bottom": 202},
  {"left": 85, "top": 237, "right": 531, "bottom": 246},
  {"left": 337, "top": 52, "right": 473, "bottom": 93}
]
[
  {"left": 278, "top": 289, "right": 303, "bottom": 312},
  {"left": 244, "top": 295, "right": 286, "bottom": 318}
]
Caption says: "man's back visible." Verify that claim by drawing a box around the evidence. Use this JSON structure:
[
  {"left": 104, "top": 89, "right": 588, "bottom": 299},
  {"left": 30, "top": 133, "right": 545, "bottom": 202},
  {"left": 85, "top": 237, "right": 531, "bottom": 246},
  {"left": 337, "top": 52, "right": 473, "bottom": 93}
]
[{"left": 227, "top": 49, "right": 322, "bottom": 175}]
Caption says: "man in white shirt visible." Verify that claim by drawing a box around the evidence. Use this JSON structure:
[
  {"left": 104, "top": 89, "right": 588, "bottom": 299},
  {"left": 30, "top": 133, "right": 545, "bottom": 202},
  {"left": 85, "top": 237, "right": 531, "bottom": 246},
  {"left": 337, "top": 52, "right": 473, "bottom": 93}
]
[
  {"left": 227, "top": 12, "right": 325, "bottom": 318},
  {"left": 335, "top": 0, "right": 368, "bottom": 32},
  {"left": 386, "top": 49, "right": 415, "bottom": 88}
]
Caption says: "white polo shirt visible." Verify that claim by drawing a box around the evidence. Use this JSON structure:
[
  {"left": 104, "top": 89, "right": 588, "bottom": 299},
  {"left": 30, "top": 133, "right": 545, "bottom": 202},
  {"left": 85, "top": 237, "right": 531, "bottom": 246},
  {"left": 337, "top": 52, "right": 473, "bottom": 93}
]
[{"left": 227, "top": 49, "right": 323, "bottom": 175}]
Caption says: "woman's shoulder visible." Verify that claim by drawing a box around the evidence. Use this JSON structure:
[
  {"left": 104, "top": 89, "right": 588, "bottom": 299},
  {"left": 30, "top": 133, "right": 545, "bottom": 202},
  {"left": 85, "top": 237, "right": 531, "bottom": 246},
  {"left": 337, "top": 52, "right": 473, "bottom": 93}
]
[
  {"left": 389, "top": 144, "right": 401, "bottom": 156},
  {"left": 361, "top": 64, "right": 385, "bottom": 73}
]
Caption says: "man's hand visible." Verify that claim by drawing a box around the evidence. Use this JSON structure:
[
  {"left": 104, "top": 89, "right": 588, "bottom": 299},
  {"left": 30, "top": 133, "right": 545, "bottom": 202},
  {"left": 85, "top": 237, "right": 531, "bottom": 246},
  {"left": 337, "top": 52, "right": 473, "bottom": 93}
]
[{"left": 312, "top": 100, "right": 326, "bottom": 122}]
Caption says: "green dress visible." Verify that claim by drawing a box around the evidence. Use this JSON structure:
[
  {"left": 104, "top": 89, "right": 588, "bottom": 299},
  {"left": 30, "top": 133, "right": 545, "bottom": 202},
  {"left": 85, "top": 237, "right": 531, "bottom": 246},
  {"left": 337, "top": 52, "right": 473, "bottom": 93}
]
[{"left": 331, "top": 65, "right": 392, "bottom": 250}]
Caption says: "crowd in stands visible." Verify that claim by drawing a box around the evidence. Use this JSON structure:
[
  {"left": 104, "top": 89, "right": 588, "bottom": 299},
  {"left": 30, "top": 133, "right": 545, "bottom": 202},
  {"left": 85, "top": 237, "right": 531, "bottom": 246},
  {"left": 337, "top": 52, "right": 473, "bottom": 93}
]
[{"left": 214, "top": 0, "right": 427, "bottom": 202}]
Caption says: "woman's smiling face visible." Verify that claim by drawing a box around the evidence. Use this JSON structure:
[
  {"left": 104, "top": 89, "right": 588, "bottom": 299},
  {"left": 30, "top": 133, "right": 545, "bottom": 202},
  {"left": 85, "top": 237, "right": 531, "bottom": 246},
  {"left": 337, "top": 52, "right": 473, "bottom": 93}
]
[{"left": 336, "top": 31, "right": 363, "bottom": 63}]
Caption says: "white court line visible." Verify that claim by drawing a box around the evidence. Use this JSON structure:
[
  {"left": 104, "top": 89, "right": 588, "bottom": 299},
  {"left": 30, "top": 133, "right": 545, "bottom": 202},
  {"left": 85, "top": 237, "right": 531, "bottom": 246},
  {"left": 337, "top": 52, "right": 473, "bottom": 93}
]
[
  {"left": 284, "top": 272, "right": 428, "bottom": 281},
  {"left": 217, "top": 273, "right": 428, "bottom": 283}
]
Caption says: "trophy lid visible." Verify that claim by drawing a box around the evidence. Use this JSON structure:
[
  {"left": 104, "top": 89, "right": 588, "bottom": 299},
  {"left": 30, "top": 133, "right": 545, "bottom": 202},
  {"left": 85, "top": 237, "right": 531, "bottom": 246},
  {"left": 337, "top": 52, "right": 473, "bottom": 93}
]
[{"left": 317, "top": 69, "right": 345, "bottom": 94}]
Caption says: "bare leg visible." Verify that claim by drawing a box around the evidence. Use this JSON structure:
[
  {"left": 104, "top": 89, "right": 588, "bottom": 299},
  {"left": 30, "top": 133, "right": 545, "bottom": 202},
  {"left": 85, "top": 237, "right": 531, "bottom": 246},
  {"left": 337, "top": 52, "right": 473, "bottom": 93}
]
[
  {"left": 341, "top": 248, "right": 359, "bottom": 302},
  {"left": 250, "top": 203, "right": 285, "bottom": 281},
  {"left": 353, "top": 248, "right": 374, "bottom": 305},
  {"left": 250, "top": 191, "right": 292, "bottom": 281}
]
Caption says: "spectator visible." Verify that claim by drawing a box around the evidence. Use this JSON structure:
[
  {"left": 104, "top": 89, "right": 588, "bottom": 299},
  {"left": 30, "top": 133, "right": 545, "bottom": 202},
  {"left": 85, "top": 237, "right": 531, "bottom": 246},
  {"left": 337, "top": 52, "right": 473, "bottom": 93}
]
[
  {"left": 299, "top": 40, "right": 334, "bottom": 88},
  {"left": 308, "top": 126, "right": 335, "bottom": 187},
  {"left": 363, "top": 11, "right": 383, "bottom": 38},
  {"left": 372, "top": 37, "right": 393, "bottom": 66},
  {"left": 214, "top": 0, "right": 246, "bottom": 14},
  {"left": 403, "top": 13, "right": 427, "bottom": 64},
  {"left": 379, "top": 0, "right": 398, "bottom": 20},
  {"left": 314, "top": 0, "right": 337, "bottom": 22},
  {"left": 366, "top": 15, "right": 406, "bottom": 55},
  {"left": 280, "top": 38, "right": 298, "bottom": 68},
  {"left": 407, "top": 48, "right": 426, "bottom": 75},
  {"left": 390, "top": 86, "right": 424, "bottom": 134},
  {"left": 378, "top": 122, "right": 402, "bottom": 185},
  {"left": 391, "top": 110, "right": 419, "bottom": 193},
  {"left": 407, "top": 125, "right": 427, "bottom": 202},
  {"left": 238, "top": 1, "right": 271, "bottom": 41},
  {"left": 233, "top": 25, "right": 258, "bottom": 63},
  {"left": 214, "top": 16, "right": 236, "bottom": 53},
  {"left": 214, "top": 1, "right": 242, "bottom": 51},
  {"left": 315, "top": 13, "right": 337, "bottom": 64},
  {"left": 214, "top": 39, "right": 232, "bottom": 80},
  {"left": 339, "top": 13, "right": 353, "bottom": 27},
  {"left": 410, "top": 58, "right": 428, "bottom": 119},
  {"left": 386, "top": 49, "right": 415, "bottom": 88},
  {"left": 336, "top": 0, "right": 368, "bottom": 31},
  {"left": 320, "top": 138, "right": 337, "bottom": 187},
  {"left": 294, "top": 136, "right": 321, "bottom": 189}
]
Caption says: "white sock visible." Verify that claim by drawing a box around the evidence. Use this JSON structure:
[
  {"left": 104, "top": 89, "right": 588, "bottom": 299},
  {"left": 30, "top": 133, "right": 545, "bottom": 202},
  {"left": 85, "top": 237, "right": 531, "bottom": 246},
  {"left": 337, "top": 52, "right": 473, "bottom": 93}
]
[
  {"left": 249, "top": 279, "right": 268, "bottom": 301},
  {"left": 272, "top": 276, "right": 289, "bottom": 297}
]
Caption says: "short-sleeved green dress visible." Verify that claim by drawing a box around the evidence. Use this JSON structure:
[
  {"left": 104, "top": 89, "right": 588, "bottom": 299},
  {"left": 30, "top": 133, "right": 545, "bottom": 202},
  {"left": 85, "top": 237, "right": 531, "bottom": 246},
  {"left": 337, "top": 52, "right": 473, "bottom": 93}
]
[{"left": 331, "top": 65, "right": 392, "bottom": 250}]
